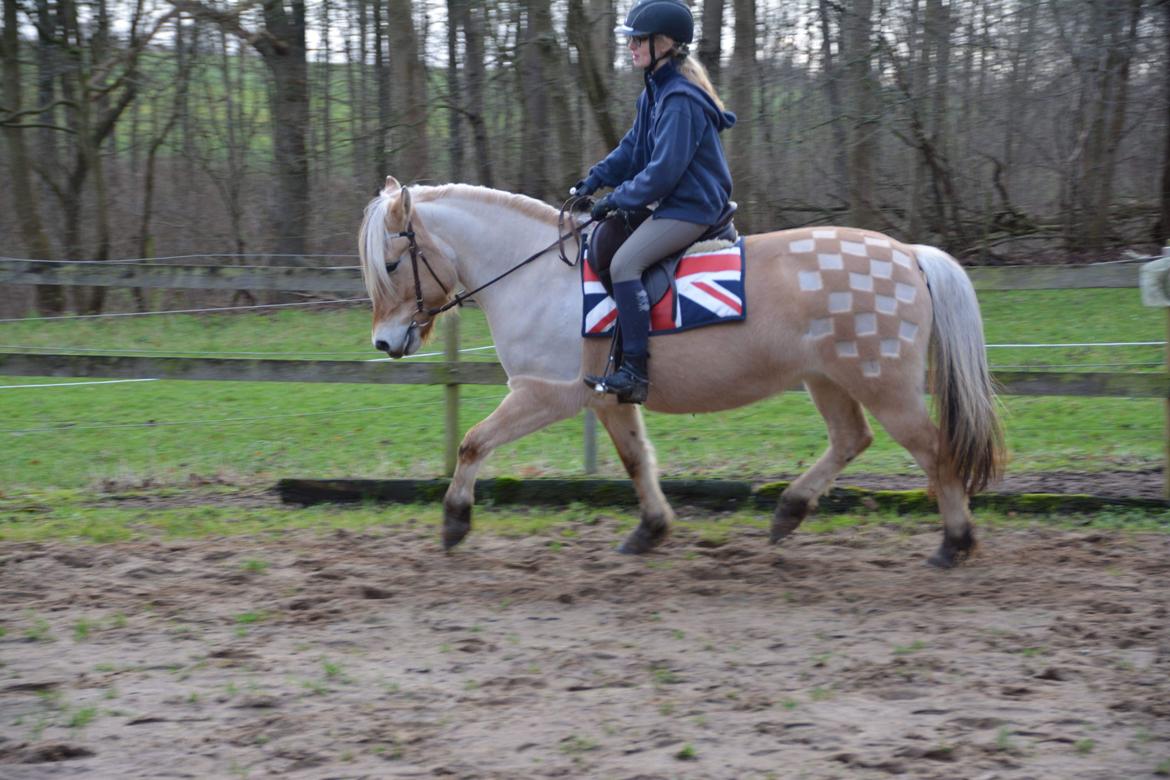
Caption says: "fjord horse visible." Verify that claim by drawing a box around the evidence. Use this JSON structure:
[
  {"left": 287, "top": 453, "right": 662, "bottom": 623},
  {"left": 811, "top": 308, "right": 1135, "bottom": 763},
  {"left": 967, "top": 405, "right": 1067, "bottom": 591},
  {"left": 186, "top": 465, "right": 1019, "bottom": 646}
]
[{"left": 358, "top": 177, "right": 1004, "bottom": 567}]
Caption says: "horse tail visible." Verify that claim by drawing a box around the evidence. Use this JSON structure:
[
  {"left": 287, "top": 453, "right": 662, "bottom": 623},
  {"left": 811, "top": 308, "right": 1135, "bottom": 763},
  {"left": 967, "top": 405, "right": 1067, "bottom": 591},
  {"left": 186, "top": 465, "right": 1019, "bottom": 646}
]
[{"left": 913, "top": 244, "right": 1006, "bottom": 495}]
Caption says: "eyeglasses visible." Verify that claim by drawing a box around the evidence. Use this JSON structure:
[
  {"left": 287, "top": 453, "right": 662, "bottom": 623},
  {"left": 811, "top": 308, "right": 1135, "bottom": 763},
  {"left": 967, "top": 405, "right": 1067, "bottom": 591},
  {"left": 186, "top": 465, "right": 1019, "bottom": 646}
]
[{"left": 628, "top": 34, "right": 649, "bottom": 45}]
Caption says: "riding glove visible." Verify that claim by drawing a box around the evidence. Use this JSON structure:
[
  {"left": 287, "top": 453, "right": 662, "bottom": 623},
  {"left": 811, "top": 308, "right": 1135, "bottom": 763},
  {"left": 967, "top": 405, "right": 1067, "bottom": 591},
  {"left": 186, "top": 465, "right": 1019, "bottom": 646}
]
[
  {"left": 591, "top": 195, "right": 617, "bottom": 222},
  {"left": 570, "top": 179, "right": 595, "bottom": 197}
]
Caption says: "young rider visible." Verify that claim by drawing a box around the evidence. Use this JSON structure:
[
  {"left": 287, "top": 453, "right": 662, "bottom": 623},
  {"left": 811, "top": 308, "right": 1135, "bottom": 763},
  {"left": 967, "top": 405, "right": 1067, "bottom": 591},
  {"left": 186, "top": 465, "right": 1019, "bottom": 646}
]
[{"left": 573, "top": 0, "right": 736, "bottom": 404}]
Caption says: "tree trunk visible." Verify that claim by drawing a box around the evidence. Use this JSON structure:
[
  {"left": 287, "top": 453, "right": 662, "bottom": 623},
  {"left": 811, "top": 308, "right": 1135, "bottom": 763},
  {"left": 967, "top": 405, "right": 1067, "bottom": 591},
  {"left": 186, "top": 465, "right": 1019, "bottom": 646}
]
[
  {"left": 729, "top": 0, "right": 756, "bottom": 230},
  {"left": 1160, "top": 0, "right": 1170, "bottom": 244},
  {"left": 460, "top": 1, "right": 493, "bottom": 186},
  {"left": 1, "top": 0, "right": 61, "bottom": 314},
  {"left": 318, "top": 0, "right": 332, "bottom": 181},
  {"left": 446, "top": 0, "right": 465, "bottom": 181},
  {"left": 373, "top": 0, "right": 389, "bottom": 183},
  {"left": 817, "top": 0, "right": 847, "bottom": 202},
  {"left": 174, "top": 0, "right": 311, "bottom": 256},
  {"left": 699, "top": 0, "right": 724, "bottom": 86},
  {"left": 518, "top": 0, "right": 551, "bottom": 199},
  {"left": 260, "top": 0, "right": 310, "bottom": 258},
  {"left": 568, "top": 0, "right": 620, "bottom": 149},
  {"left": 843, "top": 0, "right": 879, "bottom": 229},
  {"left": 1083, "top": 0, "right": 1142, "bottom": 251},
  {"left": 388, "top": 0, "right": 429, "bottom": 183}
]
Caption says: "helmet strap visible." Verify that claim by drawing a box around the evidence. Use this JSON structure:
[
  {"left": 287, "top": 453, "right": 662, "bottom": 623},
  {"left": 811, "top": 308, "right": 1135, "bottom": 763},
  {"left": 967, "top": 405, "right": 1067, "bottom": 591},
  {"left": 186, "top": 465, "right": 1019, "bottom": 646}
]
[{"left": 644, "top": 33, "right": 658, "bottom": 94}]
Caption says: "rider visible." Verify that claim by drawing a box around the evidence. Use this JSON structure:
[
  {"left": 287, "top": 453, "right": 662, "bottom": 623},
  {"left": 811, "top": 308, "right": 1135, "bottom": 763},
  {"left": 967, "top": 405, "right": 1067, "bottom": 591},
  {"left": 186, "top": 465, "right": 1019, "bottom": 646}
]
[{"left": 574, "top": 0, "right": 736, "bottom": 404}]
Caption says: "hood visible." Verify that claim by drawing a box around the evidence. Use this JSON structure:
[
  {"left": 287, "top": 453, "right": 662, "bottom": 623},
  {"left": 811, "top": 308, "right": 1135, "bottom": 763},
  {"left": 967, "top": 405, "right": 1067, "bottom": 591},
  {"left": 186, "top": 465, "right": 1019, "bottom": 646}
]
[{"left": 651, "top": 60, "right": 737, "bottom": 131}]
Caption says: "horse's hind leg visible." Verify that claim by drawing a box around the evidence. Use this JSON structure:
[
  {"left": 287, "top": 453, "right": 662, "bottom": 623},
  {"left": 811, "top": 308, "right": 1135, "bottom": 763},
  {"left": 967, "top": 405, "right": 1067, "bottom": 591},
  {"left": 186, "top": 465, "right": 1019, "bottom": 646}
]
[
  {"left": 594, "top": 403, "right": 673, "bottom": 554},
  {"left": 773, "top": 376, "right": 873, "bottom": 543},
  {"left": 864, "top": 399, "right": 975, "bottom": 568},
  {"left": 442, "top": 377, "right": 586, "bottom": 550}
]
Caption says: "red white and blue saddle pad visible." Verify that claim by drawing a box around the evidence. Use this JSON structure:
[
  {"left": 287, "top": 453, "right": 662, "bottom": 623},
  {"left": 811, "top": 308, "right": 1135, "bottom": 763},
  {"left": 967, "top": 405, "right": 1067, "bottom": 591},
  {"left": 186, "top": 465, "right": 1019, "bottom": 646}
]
[{"left": 581, "top": 238, "right": 747, "bottom": 338}]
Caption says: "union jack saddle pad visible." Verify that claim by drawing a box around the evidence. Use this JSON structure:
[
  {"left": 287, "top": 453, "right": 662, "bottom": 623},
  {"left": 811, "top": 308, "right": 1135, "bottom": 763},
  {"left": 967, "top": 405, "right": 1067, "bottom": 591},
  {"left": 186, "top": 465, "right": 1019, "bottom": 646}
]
[{"left": 581, "top": 238, "right": 747, "bottom": 337}]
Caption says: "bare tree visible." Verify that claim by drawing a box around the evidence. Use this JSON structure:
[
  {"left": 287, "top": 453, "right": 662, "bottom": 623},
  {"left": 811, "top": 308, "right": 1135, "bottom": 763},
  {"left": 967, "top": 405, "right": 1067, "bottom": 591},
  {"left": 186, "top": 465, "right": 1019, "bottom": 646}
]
[
  {"left": 0, "top": 0, "right": 59, "bottom": 313},
  {"left": 568, "top": 0, "right": 621, "bottom": 150},
  {"left": 387, "top": 0, "right": 429, "bottom": 183},
  {"left": 699, "top": 0, "right": 725, "bottom": 86},
  {"left": 172, "top": 0, "right": 311, "bottom": 257},
  {"left": 729, "top": 0, "right": 757, "bottom": 230},
  {"left": 460, "top": 0, "right": 493, "bottom": 185},
  {"left": 843, "top": 0, "right": 880, "bottom": 229}
]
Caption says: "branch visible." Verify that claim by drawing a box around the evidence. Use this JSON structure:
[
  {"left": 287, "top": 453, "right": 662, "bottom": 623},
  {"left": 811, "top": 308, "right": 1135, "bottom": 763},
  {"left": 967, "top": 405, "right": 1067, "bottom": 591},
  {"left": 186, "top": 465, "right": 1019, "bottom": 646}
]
[
  {"left": 87, "top": 7, "right": 180, "bottom": 96},
  {"left": 168, "top": 0, "right": 286, "bottom": 56},
  {"left": 0, "top": 121, "right": 77, "bottom": 133},
  {"left": 0, "top": 99, "right": 79, "bottom": 126}
]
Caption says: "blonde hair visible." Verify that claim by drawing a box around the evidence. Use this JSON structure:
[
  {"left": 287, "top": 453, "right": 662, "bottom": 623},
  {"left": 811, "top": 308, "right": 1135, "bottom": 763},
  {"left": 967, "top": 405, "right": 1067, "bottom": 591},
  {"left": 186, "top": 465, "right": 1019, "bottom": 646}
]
[
  {"left": 677, "top": 54, "right": 725, "bottom": 111},
  {"left": 656, "top": 36, "right": 725, "bottom": 111}
]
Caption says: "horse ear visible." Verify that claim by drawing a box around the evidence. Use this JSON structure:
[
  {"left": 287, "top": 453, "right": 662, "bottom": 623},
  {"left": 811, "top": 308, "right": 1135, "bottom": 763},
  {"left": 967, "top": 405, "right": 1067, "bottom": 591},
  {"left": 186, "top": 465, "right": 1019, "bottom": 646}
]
[
  {"left": 401, "top": 186, "right": 413, "bottom": 220},
  {"left": 383, "top": 175, "right": 401, "bottom": 195}
]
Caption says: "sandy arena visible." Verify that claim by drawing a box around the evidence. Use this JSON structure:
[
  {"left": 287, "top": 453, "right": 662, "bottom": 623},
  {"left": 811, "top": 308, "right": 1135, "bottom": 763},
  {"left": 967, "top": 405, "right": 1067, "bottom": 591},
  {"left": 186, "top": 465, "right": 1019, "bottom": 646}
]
[{"left": 1, "top": 513, "right": 1168, "bottom": 779}]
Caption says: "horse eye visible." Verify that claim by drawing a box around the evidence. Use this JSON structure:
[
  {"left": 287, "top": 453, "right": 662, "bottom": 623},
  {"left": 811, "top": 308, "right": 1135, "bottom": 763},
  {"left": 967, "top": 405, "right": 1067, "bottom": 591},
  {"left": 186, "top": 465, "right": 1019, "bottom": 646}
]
[{"left": 385, "top": 260, "right": 400, "bottom": 273}]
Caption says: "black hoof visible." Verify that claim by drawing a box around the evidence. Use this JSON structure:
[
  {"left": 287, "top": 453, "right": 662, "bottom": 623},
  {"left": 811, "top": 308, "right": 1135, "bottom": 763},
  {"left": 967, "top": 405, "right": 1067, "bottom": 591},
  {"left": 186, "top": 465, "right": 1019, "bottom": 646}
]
[
  {"left": 442, "top": 502, "right": 472, "bottom": 550},
  {"left": 926, "top": 529, "right": 976, "bottom": 569},
  {"left": 770, "top": 495, "right": 810, "bottom": 544},
  {"left": 617, "top": 522, "right": 668, "bottom": 555}
]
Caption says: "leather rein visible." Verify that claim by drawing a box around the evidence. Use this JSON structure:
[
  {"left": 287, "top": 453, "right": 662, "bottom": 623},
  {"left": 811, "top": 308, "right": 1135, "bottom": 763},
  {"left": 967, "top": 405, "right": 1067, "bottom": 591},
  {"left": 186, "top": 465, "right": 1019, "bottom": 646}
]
[{"left": 389, "top": 197, "right": 594, "bottom": 326}]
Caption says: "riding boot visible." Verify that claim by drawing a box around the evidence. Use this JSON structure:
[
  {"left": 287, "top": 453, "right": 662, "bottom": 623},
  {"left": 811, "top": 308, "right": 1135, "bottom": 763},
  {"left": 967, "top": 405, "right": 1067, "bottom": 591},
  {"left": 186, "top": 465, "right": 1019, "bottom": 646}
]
[{"left": 585, "top": 279, "right": 652, "bottom": 404}]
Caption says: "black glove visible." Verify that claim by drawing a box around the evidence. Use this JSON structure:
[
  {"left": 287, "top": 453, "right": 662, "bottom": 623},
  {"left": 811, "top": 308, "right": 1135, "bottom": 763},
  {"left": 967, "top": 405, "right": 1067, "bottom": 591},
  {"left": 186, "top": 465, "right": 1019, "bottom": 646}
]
[
  {"left": 570, "top": 178, "right": 595, "bottom": 197},
  {"left": 591, "top": 194, "right": 617, "bottom": 222}
]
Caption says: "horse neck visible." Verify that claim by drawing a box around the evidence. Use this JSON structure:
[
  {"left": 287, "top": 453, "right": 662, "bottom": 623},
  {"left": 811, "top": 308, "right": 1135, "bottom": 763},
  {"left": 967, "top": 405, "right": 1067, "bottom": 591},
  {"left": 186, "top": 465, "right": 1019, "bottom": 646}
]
[
  {"left": 417, "top": 194, "right": 568, "bottom": 287},
  {"left": 415, "top": 192, "right": 584, "bottom": 380}
]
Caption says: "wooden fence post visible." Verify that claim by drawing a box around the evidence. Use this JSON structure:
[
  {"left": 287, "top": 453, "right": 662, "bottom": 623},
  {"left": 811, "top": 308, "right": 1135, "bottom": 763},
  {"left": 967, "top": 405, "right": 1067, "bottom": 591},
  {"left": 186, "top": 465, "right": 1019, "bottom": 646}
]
[
  {"left": 444, "top": 312, "right": 461, "bottom": 477},
  {"left": 583, "top": 409, "right": 598, "bottom": 474}
]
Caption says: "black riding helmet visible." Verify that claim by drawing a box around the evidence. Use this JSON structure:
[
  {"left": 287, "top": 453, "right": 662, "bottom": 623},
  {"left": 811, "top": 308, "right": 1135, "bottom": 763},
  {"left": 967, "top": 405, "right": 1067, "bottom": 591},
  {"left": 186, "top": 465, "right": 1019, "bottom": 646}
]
[
  {"left": 614, "top": 0, "right": 694, "bottom": 44},
  {"left": 616, "top": 0, "right": 694, "bottom": 94}
]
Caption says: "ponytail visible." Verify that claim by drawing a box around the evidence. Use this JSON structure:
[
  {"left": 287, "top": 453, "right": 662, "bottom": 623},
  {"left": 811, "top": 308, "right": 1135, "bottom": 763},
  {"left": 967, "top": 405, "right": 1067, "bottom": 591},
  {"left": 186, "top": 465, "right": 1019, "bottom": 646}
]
[{"left": 674, "top": 49, "right": 725, "bottom": 111}]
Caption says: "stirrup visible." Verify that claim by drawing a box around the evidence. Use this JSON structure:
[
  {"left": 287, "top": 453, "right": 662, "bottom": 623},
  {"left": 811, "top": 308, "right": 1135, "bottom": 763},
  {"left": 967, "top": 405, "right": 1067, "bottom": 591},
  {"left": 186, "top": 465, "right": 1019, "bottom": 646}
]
[{"left": 585, "top": 365, "right": 649, "bottom": 404}]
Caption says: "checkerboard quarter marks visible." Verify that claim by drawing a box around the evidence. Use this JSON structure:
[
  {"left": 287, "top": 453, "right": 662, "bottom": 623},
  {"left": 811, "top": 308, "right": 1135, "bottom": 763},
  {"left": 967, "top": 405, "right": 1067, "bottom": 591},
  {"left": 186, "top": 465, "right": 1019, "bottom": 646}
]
[{"left": 360, "top": 178, "right": 1005, "bottom": 568}]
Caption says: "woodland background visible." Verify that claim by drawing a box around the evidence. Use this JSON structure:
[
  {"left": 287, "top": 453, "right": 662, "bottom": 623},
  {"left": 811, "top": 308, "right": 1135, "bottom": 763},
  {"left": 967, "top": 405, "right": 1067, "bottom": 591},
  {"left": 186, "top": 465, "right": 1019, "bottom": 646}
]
[{"left": 1, "top": 0, "right": 1169, "bottom": 316}]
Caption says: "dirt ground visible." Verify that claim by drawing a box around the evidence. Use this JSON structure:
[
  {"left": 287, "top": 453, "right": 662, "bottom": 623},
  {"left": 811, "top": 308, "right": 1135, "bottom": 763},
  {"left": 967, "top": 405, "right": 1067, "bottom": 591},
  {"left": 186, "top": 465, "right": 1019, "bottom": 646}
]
[
  {"left": 1, "top": 511, "right": 1169, "bottom": 780},
  {"left": 847, "top": 468, "right": 1168, "bottom": 502}
]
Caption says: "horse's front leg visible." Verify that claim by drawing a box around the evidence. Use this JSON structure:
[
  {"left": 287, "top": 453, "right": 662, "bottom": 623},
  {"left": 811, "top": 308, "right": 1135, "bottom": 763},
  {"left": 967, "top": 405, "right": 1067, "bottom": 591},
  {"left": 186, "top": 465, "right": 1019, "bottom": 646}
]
[
  {"left": 594, "top": 402, "right": 674, "bottom": 554},
  {"left": 443, "top": 377, "right": 588, "bottom": 550}
]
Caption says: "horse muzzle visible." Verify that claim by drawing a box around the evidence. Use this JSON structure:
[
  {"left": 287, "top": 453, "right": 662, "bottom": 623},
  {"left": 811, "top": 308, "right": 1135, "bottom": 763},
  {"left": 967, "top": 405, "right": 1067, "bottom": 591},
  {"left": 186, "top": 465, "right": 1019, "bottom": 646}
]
[{"left": 372, "top": 322, "right": 420, "bottom": 359}]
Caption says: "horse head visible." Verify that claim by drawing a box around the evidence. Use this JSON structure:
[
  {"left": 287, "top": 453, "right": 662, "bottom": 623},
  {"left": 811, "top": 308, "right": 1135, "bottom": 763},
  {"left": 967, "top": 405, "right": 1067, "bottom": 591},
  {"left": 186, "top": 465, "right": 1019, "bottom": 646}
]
[{"left": 358, "top": 175, "right": 459, "bottom": 358}]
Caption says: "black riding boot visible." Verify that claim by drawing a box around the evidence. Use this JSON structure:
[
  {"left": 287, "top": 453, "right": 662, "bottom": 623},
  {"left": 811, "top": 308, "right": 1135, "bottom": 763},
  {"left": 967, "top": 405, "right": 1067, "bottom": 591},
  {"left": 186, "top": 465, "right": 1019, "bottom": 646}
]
[
  {"left": 585, "top": 279, "right": 651, "bottom": 404},
  {"left": 600, "top": 351, "right": 649, "bottom": 404}
]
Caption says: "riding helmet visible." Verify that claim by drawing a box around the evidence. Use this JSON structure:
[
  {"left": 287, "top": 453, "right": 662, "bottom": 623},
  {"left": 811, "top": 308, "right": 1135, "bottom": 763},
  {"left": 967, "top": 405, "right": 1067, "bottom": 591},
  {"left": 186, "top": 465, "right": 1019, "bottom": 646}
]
[{"left": 615, "top": 0, "right": 694, "bottom": 44}]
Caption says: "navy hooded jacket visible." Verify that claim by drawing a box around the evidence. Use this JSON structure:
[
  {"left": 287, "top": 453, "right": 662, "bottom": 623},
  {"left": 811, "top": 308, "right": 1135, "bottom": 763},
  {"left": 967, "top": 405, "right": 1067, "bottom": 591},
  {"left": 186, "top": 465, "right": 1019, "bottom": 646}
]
[{"left": 582, "top": 59, "right": 736, "bottom": 225}]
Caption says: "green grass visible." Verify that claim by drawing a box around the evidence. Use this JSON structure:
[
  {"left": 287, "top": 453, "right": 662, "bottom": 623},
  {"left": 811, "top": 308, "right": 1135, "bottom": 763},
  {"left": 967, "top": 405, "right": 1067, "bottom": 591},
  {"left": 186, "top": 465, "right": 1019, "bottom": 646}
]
[{"left": 0, "top": 289, "right": 1164, "bottom": 505}]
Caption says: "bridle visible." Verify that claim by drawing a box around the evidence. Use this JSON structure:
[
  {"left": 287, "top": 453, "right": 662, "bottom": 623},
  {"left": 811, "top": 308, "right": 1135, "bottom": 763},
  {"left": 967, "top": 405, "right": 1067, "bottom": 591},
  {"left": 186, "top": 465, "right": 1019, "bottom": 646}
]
[{"left": 387, "top": 199, "right": 594, "bottom": 328}]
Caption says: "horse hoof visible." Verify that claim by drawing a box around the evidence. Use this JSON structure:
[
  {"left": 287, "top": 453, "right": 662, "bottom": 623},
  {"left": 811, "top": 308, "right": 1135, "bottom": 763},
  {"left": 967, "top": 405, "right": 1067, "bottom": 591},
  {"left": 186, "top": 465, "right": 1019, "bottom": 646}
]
[
  {"left": 617, "top": 523, "right": 667, "bottom": 555},
  {"left": 926, "top": 548, "right": 957, "bottom": 569},
  {"left": 442, "top": 502, "right": 472, "bottom": 550},
  {"left": 770, "top": 516, "right": 803, "bottom": 544},
  {"left": 926, "top": 533, "right": 977, "bottom": 569},
  {"left": 771, "top": 496, "right": 810, "bottom": 544}
]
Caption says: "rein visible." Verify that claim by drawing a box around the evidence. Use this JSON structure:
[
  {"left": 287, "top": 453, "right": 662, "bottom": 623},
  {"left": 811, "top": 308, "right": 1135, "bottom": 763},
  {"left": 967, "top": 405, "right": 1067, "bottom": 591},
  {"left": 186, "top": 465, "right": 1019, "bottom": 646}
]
[{"left": 393, "top": 200, "right": 594, "bottom": 326}]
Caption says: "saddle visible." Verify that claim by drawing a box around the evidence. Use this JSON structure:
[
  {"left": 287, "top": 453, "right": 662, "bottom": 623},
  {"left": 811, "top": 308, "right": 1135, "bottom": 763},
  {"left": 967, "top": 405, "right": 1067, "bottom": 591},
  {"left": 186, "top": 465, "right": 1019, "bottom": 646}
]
[{"left": 586, "top": 202, "right": 738, "bottom": 305}]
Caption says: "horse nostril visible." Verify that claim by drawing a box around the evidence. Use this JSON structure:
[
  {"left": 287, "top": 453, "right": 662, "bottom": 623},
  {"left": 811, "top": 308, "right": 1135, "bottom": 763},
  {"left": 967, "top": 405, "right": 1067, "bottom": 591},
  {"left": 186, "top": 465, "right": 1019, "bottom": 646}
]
[{"left": 374, "top": 339, "right": 390, "bottom": 353}]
